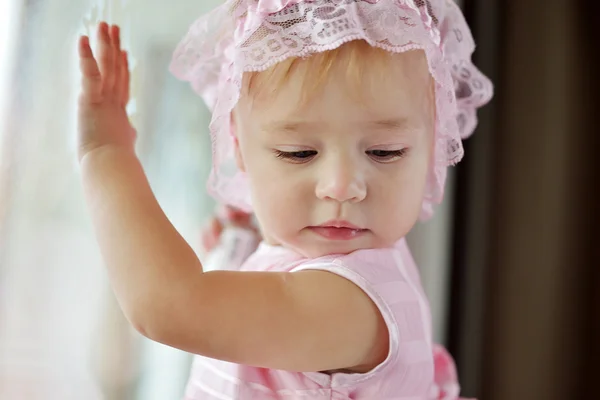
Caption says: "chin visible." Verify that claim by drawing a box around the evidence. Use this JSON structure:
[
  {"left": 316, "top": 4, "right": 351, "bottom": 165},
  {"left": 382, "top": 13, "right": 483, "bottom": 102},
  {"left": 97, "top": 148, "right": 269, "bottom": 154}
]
[
  {"left": 298, "top": 237, "right": 380, "bottom": 258},
  {"left": 277, "top": 230, "right": 399, "bottom": 258}
]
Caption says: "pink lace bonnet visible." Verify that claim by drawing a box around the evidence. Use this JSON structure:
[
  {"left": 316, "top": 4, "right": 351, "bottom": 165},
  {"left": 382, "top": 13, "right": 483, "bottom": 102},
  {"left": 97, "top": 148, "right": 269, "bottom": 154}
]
[{"left": 170, "top": 0, "right": 493, "bottom": 219}]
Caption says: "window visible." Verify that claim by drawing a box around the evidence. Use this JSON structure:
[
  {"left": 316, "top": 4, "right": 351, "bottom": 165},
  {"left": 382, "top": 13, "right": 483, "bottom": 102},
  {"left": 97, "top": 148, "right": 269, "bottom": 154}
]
[{"left": 0, "top": 0, "right": 21, "bottom": 156}]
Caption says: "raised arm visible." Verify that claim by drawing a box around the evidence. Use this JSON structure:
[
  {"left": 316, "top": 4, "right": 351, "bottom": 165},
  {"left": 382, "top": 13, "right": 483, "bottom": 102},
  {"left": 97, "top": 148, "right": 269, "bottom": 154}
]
[{"left": 77, "top": 22, "right": 388, "bottom": 373}]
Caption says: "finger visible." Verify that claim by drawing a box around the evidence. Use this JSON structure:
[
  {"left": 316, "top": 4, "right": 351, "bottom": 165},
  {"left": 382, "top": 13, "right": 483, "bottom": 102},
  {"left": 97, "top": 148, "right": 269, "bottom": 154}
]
[
  {"left": 202, "top": 231, "right": 217, "bottom": 252},
  {"left": 97, "top": 22, "right": 115, "bottom": 95},
  {"left": 78, "top": 35, "right": 103, "bottom": 103},
  {"left": 224, "top": 206, "right": 240, "bottom": 220},
  {"left": 229, "top": 211, "right": 253, "bottom": 228},
  {"left": 111, "top": 25, "right": 122, "bottom": 98},
  {"left": 211, "top": 218, "right": 224, "bottom": 238},
  {"left": 121, "top": 50, "right": 131, "bottom": 107},
  {"left": 225, "top": 206, "right": 251, "bottom": 219},
  {"left": 202, "top": 219, "right": 223, "bottom": 252}
]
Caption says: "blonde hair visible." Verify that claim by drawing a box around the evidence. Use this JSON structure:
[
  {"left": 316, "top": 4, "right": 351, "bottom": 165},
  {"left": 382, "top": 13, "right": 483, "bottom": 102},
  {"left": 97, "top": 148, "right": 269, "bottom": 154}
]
[{"left": 240, "top": 40, "right": 396, "bottom": 106}]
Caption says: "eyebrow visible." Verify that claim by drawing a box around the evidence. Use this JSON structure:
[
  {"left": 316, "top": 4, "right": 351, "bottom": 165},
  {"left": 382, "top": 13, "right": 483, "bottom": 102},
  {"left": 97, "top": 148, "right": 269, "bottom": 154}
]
[
  {"left": 363, "top": 118, "right": 410, "bottom": 131},
  {"left": 262, "top": 121, "right": 319, "bottom": 133},
  {"left": 262, "top": 118, "right": 411, "bottom": 133}
]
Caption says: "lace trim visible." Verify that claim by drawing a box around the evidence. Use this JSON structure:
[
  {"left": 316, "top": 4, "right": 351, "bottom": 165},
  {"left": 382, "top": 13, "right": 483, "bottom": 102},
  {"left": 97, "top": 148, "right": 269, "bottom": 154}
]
[{"left": 170, "top": 0, "right": 493, "bottom": 218}]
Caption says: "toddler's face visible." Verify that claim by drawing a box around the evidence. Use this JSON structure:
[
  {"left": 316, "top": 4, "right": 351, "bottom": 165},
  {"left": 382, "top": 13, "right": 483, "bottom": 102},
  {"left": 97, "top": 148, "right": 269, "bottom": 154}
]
[{"left": 234, "top": 50, "right": 434, "bottom": 257}]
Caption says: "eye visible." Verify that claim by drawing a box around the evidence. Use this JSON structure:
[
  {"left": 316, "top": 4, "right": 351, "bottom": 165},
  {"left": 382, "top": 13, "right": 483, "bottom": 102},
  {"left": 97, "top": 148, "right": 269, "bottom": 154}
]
[
  {"left": 274, "top": 150, "right": 318, "bottom": 163},
  {"left": 366, "top": 149, "right": 408, "bottom": 162}
]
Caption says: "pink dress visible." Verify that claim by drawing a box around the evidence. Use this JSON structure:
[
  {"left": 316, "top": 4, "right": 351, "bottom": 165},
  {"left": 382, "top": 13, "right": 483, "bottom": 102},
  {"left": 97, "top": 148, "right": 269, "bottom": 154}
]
[{"left": 184, "top": 238, "right": 469, "bottom": 400}]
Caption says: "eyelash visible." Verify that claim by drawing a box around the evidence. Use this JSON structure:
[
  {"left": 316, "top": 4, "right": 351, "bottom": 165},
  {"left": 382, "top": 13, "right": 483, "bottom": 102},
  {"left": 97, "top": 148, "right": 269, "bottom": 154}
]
[
  {"left": 273, "top": 149, "right": 408, "bottom": 163},
  {"left": 274, "top": 150, "right": 318, "bottom": 161},
  {"left": 366, "top": 149, "right": 408, "bottom": 161}
]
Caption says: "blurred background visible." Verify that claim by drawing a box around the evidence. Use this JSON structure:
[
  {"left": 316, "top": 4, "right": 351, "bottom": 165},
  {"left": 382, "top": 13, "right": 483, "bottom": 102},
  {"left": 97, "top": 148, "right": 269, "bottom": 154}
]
[{"left": 0, "top": 0, "right": 597, "bottom": 399}]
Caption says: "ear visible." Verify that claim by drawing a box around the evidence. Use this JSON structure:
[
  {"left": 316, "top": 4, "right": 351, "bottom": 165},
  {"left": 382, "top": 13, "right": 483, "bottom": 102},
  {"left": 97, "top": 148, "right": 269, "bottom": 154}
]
[{"left": 231, "top": 112, "right": 246, "bottom": 172}]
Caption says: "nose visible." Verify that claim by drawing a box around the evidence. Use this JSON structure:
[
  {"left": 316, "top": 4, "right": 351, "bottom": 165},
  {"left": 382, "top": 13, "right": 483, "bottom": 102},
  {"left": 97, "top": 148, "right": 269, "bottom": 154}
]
[{"left": 315, "top": 153, "right": 367, "bottom": 203}]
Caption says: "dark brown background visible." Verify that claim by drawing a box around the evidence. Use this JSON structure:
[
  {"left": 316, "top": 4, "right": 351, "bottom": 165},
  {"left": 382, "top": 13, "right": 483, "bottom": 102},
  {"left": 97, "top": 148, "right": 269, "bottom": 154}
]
[{"left": 449, "top": 0, "right": 599, "bottom": 398}]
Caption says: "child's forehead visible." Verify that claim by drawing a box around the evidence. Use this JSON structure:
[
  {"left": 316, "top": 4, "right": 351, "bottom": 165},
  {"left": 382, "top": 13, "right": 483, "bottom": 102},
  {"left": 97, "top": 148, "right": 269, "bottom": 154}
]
[
  {"left": 239, "top": 45, "right": 433, "bottom": 124},
  {"left": 241, "top": 41, "right": 432, "bottom": 111},
  {"left": 257, "top": 116, "right": 428, "bottom": 144},
  {"left": 244, "top": 44, "right": 430, "bottom": 93}
]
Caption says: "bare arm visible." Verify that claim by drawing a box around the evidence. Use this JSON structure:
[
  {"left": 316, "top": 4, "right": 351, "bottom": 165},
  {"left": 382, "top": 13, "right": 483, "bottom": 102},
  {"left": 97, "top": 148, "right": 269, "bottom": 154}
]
[
  {"left": 81, "top": 147, "right": 387, "bottom": 372},
  {"left": 78, "top": 22, "right": 388, "bottom": 373}
]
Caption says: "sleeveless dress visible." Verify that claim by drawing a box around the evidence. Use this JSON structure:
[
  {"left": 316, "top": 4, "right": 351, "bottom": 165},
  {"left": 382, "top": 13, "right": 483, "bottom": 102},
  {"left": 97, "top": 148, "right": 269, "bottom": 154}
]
[{"left": 184, "top": 238, "right": 470, "bottom": 400}]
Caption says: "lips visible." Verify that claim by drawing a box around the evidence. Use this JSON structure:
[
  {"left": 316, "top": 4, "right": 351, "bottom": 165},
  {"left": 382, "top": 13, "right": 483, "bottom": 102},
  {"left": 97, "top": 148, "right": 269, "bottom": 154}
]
[
  {"left": 309, "top": 220, "right": 367, "bottom": 241},
  {"left": 318, "top": 220, "right": 362, "bottom": 230}
]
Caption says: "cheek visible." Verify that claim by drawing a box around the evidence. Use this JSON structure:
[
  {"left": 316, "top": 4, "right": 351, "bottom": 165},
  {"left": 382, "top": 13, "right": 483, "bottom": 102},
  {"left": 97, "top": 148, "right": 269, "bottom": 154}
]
[
  {"left": 244, "top": 152, "right": 295, "bottom": 200},
  {"left": 389, "top": 153, "right": 429, "bottom": 197},
  {"left": 375, "top": 156, "right": 429, "bottom": 233},
  {"left": 242, "top": 152, "right": 310, "bottom": 232},
  {"left": 241, "top": 139, "right": 313, "bottom": 202},
  {"left": 250, "top": 178, "right": 307, "bottom": 242}
]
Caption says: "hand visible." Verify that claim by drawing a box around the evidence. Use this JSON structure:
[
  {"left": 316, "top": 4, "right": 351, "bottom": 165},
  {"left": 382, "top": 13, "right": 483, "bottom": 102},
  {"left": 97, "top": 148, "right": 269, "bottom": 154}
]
[
  {"left": 201, "top": 206, "right": 259, "bottom": 252},
  {"left": 77, "top": 22, "right": 136, "bottom": 162}
]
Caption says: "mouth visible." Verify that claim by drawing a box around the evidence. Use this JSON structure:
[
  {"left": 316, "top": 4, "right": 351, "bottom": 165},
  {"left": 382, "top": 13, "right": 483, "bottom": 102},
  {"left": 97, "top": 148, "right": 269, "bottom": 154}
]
[{"left": 308, "top": 220, "right": 368, "bottom": 241}]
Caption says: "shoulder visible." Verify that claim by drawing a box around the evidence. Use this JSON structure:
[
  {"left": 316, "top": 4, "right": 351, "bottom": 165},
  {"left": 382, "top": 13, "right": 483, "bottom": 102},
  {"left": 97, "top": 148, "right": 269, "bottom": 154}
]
[
  {"left": 240, "top": 242, "right": 306, "bottom": 271},
  {"left": 290, "top": 246, "right": 435, "bottom": 393},
  {"left": 291, "top": 246, "right": 420, "bottom": 309}
]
